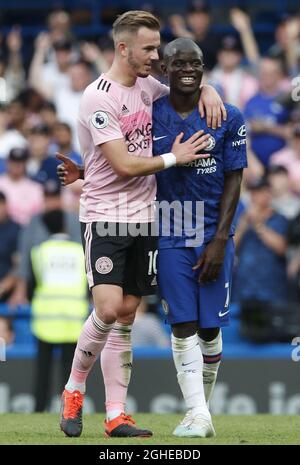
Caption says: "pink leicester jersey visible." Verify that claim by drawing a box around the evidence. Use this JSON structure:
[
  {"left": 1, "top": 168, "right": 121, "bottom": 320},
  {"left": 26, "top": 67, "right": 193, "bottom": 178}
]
[{"left": 77, "top": 73, "right": 169, "bottom": 223}]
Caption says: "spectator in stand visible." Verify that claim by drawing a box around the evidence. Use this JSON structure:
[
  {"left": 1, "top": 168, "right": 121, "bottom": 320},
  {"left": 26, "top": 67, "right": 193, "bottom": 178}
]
[
  {"left": 267, "top": 165, "right": 300, "bottom": 220},
  {"left": 29, "top": 34, "right": 73, "bottom": 101},
  {"left": 6, "top": 98, "right": 28, "bottom": 139},
  {"left": 244, "top": 57, "right": 291, "bottom": 167},
  {"left": 0, "top": 27, "right": 25, "bottom": 103},
  {"left": 26, "top": 124, "right": 60, "bottom": 185},
  {"left": 9, "top": 180, "right": 81, "bottom": 308},
  {"left": 52, "top": 122, "right": 81, "bottom": 164},
  {"left": 233, "top": 178, "right": 289, "bottom": 305},
  {"left": 270, "top": 125, "right": 300, "bottom": 196},
  {"left": 210, "top": 35, "right": 258, "bottom": 110},
  {"left": 0, "top": 104, "right": 27, "bottom": 162},
  {"left": 0, "top": 191, "right": 20, "bottom": 302},
  {"left": 229, "top": 8, "right": 260, "bottom": 67},
  {"left": 97, "top": 38, "right": 115, "bottom": 68},
  {"left": 29, "top": 209, "right": 88, "bottom": 412},
  {"left": 52, "top": 122, "right": 83, "bottom": 212},
  {"left": 80, "top": 41, "right": 110, "bottom": 74},
  {"left": 53, "top": 61, "right": 93, "bottom": 149},
  {"left": 39, "top": 102, "right": 58, "bottom": 132},
  {"left": 168, "top": 1, "right": 219, "bottom": 70},
  {"left": 47, "top": 9, "right": 73, "bottom": 43},
  {"left": 268, "top": 15, "right": 300, "bottom": 77},
  {"left": 0, "top": 148, "right": 43, "bottom": 225}
]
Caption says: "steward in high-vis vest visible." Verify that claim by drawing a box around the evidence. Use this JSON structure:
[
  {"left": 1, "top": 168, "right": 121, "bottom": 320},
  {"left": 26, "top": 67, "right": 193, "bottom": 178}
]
[
  {"left": 31, "top": 235, "right": 88, "bottom": 343},
  {"left": 29, "top": 209, "right": 89, "bottom": 412}
]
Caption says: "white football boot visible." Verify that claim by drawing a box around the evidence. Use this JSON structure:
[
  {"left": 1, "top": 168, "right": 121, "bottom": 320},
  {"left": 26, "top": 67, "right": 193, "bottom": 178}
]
[{"left": 173, "top": 410, "right": 216, "bottom": 438}]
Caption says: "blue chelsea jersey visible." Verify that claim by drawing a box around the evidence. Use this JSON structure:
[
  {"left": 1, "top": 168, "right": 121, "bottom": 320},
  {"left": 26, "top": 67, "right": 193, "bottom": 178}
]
[{"left": 153, "top": 96, "right": 248, "bottom": 248}]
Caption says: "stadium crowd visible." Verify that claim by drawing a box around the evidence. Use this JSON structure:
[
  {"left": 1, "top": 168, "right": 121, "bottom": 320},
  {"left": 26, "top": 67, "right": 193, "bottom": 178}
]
[{"left": 0, "top": 1, "right": 300, "bottom": 358}]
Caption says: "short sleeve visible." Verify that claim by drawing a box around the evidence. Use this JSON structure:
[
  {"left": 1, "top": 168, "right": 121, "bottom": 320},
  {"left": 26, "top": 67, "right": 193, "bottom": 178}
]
[
  {"left": 223, "top": 106, "right": 248, "bottom": 172},
  {"left": 84, "top": 92, "right": 123, "bottom": 147},
  {"left": 147, "top": 75, "right": 169, "bottom": 102}
]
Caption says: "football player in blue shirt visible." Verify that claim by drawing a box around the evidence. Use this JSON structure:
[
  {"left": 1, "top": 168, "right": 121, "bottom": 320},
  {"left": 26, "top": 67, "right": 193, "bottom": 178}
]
[{"left": 153, "top": 38, "right": 247, "bottom": 437}]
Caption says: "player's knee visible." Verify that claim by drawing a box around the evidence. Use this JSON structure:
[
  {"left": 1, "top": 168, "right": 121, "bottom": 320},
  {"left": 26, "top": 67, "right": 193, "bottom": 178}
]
[
  {"left": 94, "top": 297, "right": 123, "bottom": 323},
  {"left": 172, "top": 321, "right": 198, "bottom": 339},
  {"left": 117, "top": 295, "right": 141, "bottom": 324},
  {"left": 94, "top": 304, "right": 118, "bottom": 324},
  {"left": 198, "top": 327, "right": 220, "bottom": 342}
]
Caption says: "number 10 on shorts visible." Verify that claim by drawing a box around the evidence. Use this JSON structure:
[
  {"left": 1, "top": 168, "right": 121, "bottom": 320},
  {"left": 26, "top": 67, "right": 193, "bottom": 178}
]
[{"left": 148, "top": 250, "right": 158, "bottom": 275}]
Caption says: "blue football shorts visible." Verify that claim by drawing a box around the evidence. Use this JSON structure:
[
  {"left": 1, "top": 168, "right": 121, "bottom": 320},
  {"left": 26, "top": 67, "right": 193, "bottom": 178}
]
[{"left": 157, "top": 238, "right": 235, "bottom": 328}]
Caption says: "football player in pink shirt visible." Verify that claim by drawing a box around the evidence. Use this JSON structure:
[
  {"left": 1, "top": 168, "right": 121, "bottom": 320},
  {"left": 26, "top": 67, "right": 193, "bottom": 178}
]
[{"left": 59, "top": 10, "right": 226, "bottom": 438}]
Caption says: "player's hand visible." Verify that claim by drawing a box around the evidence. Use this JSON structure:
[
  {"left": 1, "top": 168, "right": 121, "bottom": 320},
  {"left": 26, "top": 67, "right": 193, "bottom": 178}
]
[
  {"left": 193, "top": 238, "right": 227, "bottom": 284},
  {"left": 199, "top": 85, "right": 227, "bottom": 129},
  {"left": 171, "top": 131, "right": 210, "bottom": 165},
  {"left": 56, "top": 153, "right": 81, "bottom": 185}
]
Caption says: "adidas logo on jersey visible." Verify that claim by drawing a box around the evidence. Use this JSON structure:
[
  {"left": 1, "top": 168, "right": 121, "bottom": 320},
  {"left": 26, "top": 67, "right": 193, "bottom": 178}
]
[{"left": 122, "top": 104, "right": 129, "bottom": 115}]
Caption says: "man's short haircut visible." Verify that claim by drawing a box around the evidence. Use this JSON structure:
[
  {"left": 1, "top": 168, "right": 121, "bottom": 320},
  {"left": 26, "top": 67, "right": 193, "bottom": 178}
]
[
  {"left": 164, "top": 38, "right": 203, "bottom": 64},
  {"left": 112, "top": 10, "right": 160, "bottom": 43}
]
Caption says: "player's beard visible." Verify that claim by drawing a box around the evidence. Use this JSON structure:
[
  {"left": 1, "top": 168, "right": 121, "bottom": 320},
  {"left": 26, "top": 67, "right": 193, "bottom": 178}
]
[{"left": 128, "top": 49, "right": 150, "bottom": 78}]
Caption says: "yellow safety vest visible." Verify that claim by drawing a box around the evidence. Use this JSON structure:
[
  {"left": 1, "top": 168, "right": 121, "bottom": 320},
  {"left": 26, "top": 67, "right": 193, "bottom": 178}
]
[{"left": 30, "top": 238, "right": 88, "bottom": 343}]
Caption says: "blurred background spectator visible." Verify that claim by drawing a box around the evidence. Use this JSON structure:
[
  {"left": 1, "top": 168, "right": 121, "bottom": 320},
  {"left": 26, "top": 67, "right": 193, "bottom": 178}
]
[
  {"left": 168, "top": 0, "right": 219, "bottom": 70},
  {"left": 270, "top": 124, "right": 300, "bottom": 195},
  {"left": 28, "top": 209, "right": 88, "bottom": 411},
  {"left": 244, "top": 58, "right": 291, "bottom": 167},
  {"left": 233, "top": 178, "right": 289, "bottom": 305},
  {"left": 0, "top": 147, "right": 43, "bottom": 225}
]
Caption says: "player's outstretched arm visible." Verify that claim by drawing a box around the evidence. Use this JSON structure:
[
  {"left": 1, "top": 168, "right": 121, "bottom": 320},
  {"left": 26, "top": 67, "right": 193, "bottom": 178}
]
[
  {"left": 193, "top": 169, "right": 243, "bottom": 284},
  {"left": 56, "top": 153, "right": 84, "bottom": 185},
  {"left": 199, "top": 85, "right": 227, "bottom": 129},
  {"left": 101, "top": 131, "right": 210, "bottom": 177}
]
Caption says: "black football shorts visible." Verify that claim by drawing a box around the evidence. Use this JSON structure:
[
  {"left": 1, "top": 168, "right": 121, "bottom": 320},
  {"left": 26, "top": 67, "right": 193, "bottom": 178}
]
[{"left": 81, "top": 222, "right": 157, "bottom": 296}]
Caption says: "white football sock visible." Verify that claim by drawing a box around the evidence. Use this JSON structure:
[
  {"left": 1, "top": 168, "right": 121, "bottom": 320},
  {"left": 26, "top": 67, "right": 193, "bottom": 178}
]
[
  {"left": 172, "top": 333, "right": 210, "bottom": 418},
  {"left": 198, "top": 330, "right": 222, "bottom": 406}
]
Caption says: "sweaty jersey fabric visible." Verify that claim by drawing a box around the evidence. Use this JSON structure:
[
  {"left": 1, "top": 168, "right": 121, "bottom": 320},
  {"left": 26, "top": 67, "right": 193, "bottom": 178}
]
[
  {"left": 152, "top": 98, "right": 248, "bottom": 248},
  {"left": 77, "top": 74, "right": 169, "bottom": 223}
]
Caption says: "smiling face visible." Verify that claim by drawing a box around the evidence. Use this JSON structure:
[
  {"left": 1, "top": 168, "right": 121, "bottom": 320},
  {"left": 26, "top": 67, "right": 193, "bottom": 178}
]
[{"left": 163, "top": 42, "right": 204, "bottom": 95}]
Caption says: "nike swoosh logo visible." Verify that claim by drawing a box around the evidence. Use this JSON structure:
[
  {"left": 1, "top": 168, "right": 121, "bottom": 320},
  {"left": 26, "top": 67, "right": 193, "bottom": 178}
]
[
  {"left": 182, "top": 360, "right": 197, "bottom": 366},
  {"left": 218, "top": 309, "right": 230, "bottom": 317},
  {"left": 153, "top": 135, "right": 168, "bottom": 141}
]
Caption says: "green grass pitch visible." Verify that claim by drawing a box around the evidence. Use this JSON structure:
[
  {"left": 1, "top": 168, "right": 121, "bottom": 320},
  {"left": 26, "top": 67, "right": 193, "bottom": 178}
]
[{"left": 0, "top": 414, "right": 299, "bottom": 445}]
